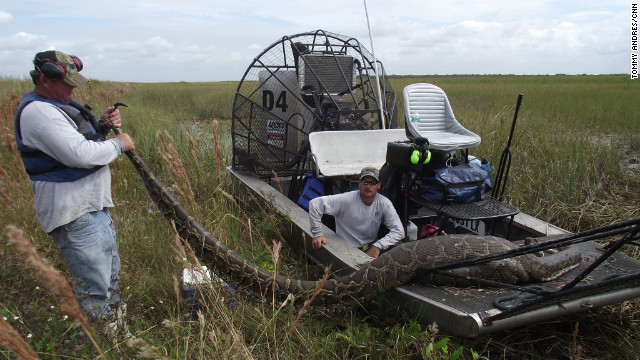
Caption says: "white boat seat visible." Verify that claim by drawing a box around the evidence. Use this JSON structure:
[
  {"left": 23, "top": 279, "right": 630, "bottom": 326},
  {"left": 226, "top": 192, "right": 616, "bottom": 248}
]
[
  {"left": 309, "top": 129, "right": 408, "bottom": 177},
  {"left": 403, "top": 83, "right": 481, "bottom": 151}
]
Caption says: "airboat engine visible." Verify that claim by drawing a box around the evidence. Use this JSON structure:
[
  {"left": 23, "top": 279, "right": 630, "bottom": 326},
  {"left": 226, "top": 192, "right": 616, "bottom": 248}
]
[{"left": 231, "top": 29, "right": 397, "bottom": 177}]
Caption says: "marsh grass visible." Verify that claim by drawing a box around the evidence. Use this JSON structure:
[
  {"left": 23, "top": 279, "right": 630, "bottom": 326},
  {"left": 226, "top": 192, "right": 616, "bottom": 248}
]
[
  {"left": 4, "top": 226, "right": 107, "bottom": 359},
  {"left": 1, "top": 75, "right": 639, "bottom": 359}
]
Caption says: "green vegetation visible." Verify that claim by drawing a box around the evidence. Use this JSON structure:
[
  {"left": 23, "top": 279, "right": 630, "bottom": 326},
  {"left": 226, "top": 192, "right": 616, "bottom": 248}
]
[{"left": 1, "top": 75, "right": 639, "bottom": 359}]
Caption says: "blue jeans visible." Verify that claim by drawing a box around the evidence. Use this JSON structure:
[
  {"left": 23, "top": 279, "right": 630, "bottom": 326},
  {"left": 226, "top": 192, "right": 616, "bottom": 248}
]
[{"left": 50, "top": 208, "right": 123, "bottom": 320}]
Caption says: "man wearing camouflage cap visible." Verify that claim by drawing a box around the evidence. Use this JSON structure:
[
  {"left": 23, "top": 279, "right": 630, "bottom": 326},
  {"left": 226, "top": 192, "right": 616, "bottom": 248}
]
[
  {"left": 309, "top": 166, "right": 404, "bottom": 258},
  {"left": 14, "top": 50, "right": 134, "bottom": 324}
]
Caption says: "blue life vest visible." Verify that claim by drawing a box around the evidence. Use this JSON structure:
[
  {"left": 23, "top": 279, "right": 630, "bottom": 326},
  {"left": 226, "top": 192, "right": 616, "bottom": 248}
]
[{"left": 14, "top": 93, "right": 106, "bottom": 182}]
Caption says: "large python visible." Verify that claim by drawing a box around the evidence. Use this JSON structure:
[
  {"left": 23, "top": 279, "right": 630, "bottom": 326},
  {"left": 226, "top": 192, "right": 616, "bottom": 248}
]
[{"left": 121, "top": 147, "right": 582, "bottom": 308}]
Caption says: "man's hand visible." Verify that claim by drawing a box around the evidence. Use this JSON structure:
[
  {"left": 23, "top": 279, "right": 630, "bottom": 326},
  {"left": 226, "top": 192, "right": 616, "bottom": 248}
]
[
  {"left": 366, "top": 246, "right": 381, "bottom": 259},
  {"left": 115, "top": 133, "right": 135, "bottom": 151},
  {"left": 312, "top": 236, "right": 326, "bottom": 250},
  {"left": 101, "top": 106, "right": 122, "bottom": 129}
]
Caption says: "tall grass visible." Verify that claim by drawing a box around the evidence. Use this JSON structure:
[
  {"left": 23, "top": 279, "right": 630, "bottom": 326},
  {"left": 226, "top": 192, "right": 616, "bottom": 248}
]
[{"left": 1, "top": 76, "right": 639, "bottom": 359}]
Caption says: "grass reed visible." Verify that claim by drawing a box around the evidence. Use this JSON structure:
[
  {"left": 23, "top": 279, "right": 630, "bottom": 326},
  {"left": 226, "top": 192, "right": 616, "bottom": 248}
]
[
  {"left": 4, "top": 226, "right": 106, "bottom": 359},
  {"left": 0, "top": 316, "right": 39, "bottom": 360}
]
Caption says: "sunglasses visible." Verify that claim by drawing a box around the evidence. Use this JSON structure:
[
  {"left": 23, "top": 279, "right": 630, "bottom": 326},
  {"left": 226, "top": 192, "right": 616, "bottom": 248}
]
[{"left": 360, "top": 179, "right": 379, "bottom": 186}]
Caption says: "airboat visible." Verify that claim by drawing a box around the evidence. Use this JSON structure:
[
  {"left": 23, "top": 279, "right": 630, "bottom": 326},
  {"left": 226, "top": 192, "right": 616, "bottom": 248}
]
[{"left": 227, "top": 30, "right": 640, "bottom": 337}]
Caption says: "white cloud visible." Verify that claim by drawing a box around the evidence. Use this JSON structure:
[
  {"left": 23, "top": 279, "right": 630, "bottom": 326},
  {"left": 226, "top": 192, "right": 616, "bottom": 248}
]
[
  {"left": 0, "top": 1, "right": 630, "bottom": 81},
  {"left": 146, "top": 36, "right": 174, "bottom": 49},
  {"left": 1, "top": 32, "right": 46, "bottom": 48},
  {"left": 0, "top": 10, "right": 13, "bottom": 23}
]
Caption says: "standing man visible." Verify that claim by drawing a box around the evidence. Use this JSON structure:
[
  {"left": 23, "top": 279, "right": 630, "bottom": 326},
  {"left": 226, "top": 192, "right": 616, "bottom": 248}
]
[
  {"left": 14, "top": 50, "right": 135, "bottom": 322},
  {"left": 309, "top": 166, "right": 405, "bottom": 258}
]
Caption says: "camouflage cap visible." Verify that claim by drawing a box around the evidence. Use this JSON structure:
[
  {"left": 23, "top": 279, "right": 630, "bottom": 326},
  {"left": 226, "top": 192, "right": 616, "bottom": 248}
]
[
  {"left": 33, "top": 50, "right": 89, "bottom": 87},
  {"left": 359, "top": 166, "right": 379, "bottom": 181}
]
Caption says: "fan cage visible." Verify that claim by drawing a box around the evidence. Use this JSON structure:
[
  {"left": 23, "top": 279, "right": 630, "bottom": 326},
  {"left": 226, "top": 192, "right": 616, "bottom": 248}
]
[{"left": 231, "top": 29, "right": 397, "bottom": 179}]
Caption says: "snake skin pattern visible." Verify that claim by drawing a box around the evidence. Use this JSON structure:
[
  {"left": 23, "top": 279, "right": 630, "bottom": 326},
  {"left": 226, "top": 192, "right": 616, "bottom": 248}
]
[{"left": 123, "top": 149, "right": 582, "bottom": 308}]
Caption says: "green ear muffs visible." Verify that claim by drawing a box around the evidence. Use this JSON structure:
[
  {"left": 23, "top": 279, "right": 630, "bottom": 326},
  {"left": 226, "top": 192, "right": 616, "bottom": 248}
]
[
  {"left": 423, "top": 149, "right": 431, "bottom": 164},
  {"left": 410, "top": 149, "right": 420, "bottom": 164},
  {"left": 410, "top": 149, "right": 431, "bottom": 165}
]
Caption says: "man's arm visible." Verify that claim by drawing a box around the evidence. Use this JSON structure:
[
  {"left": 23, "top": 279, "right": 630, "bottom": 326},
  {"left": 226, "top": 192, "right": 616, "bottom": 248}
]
[
  {"left": 373, "top": 197, "right": 405, "bottom": 250},
  {"left": 308, "top": 194, "right": 347, "bottom": 249},
  {"left": 21, "top": 103, "right": 123, "bottom": 167},
  {"left": 308, "top": 197, "right": 325, "bottom": 239}
]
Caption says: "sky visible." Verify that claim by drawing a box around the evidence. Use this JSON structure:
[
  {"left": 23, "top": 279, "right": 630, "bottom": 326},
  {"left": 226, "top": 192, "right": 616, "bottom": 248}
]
[{"left": 0, "top": 1, "right": 633, "bottom": 83}]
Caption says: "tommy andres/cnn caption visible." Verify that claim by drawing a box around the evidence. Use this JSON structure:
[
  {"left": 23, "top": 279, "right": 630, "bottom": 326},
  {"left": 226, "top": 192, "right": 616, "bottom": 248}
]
[{"left": 632, "top": 3, "right": 638, "bottom": 79}]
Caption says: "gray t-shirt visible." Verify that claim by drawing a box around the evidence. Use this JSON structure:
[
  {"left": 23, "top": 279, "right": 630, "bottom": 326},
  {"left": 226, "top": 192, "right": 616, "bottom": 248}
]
[
  {"left": 309, "top": 190, "right": 405, "bottom": 250},
  {"left": 20, "top": 100, "right": 124, "bottom": 233}
]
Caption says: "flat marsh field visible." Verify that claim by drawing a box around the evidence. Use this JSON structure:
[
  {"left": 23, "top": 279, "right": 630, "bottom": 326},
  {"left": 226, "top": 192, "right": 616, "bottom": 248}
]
[{"left": 1, "top": 75, "right": 639, "bottom": 359}]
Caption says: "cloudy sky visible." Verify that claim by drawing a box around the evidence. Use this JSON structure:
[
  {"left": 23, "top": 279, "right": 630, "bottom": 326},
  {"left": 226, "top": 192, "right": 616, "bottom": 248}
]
[{"left": 0, "top": 1, "right": 632, "bottom": 83}]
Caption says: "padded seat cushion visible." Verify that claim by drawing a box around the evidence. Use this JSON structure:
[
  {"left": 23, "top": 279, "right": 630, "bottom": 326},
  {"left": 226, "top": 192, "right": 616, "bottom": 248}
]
[{"left": 404, "top": 83, "right": 480, "bottom": 151}]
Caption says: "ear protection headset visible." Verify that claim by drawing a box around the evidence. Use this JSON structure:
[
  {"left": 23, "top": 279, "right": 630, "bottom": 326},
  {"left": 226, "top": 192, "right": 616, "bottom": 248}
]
[
  {"left": 410, "top": 137, "right": 431, "bottom": 165},
  {"left": 35, "top": 54, "right": 83, "bottom": 80}
]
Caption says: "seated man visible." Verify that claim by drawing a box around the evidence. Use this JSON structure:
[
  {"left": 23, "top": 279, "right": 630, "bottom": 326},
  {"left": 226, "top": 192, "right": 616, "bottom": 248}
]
[{"left": 308, "top": 166, "right": 405, "bottom": 258}]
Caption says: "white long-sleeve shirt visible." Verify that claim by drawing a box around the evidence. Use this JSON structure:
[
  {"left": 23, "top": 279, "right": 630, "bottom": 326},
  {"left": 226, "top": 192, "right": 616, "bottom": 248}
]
[
  {"left": 309, "top": 191, "right": 405, "bottom": 250},
  {"left": 19, "top": 100, "right": 124, "bottom": 233}
]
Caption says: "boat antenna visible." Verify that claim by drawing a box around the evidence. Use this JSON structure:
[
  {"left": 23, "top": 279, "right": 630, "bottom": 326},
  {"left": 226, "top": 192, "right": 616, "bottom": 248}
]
[
  {"left": 363, "top": 0, "right": 386, "bottom": 129},
  {"left": 492, "top": 93, "right": 524, "bottom": 201}
]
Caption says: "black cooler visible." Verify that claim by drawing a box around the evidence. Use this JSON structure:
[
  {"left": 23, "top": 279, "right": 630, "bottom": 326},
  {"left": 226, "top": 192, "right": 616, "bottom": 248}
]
[{"left": 386, "top": 140, "right": 451, "bottom": 176}]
